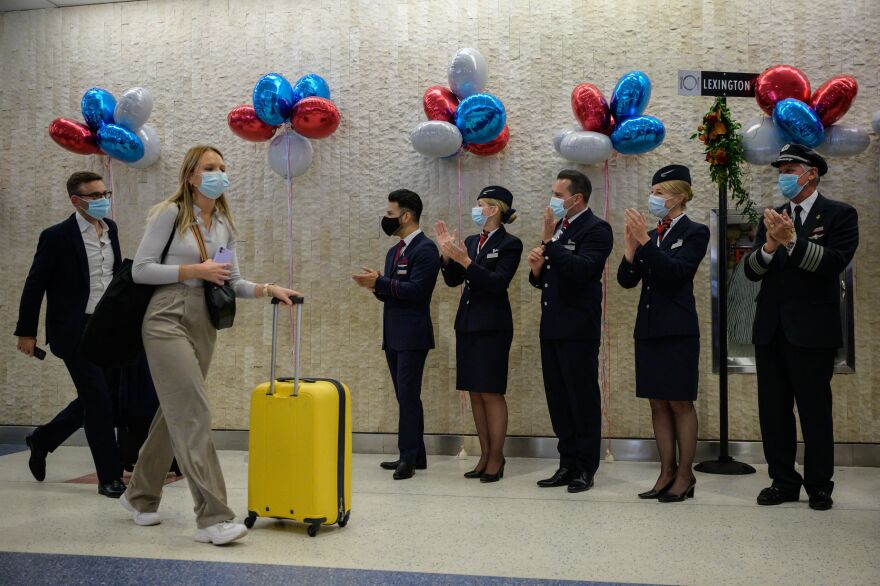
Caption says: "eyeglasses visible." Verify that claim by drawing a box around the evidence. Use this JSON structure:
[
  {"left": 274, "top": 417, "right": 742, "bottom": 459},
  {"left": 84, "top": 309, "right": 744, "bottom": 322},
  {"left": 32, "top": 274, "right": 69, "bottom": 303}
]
[{"left": 76, "top": 191, "right": 113, "bottom": 200}]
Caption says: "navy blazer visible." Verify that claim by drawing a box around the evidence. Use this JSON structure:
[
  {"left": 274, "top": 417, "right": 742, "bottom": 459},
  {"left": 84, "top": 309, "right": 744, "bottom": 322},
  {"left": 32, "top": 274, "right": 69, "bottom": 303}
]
[
  {"left": 15, "top": 213, "right": 123, "bottom": 360},
  {"left": 617, "top": 215, "right": 709, "bottom": 339},
  {"left": 743, "top": 193, "right": 858, "bottom": 348},
  {"left": 374, "top": 231, "right": 441, "bottom": 351},
  {"left": 528, "top": 209, "right": 613, "bottom": 341},
  {"left": 441, "top": 226, "right": 523, "bottom": 333}
]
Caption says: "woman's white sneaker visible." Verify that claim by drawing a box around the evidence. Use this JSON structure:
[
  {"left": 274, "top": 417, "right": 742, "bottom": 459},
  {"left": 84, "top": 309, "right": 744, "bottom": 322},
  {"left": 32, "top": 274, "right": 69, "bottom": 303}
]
[
  {"left": 119, "top": 492, "right": 161, "bottom": 526},
  {"left": 194, "top": 521, "right": 248, "bottom": 545}
]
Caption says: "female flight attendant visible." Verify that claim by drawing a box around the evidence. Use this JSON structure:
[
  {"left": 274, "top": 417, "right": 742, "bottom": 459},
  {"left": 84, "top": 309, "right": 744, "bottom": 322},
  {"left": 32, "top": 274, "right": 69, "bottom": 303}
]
[
  {"left": 617, "top": 165, "right": 709, "bottom": 503},
  {"left": 435, "top": 186, "right": 523, "bottom": 483}
]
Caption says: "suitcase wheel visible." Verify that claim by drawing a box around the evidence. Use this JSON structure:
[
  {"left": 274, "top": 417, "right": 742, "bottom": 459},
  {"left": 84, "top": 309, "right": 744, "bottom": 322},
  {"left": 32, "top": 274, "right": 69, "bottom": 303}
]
[
  {"left": 244, "top": 511, "right": 257, "bottom": 529},
  {"left": 307, "top": 524, "right": 320, "bottom": 537},
  {"left": 338, "top": 511, "right": 350, "bottom": 528}
]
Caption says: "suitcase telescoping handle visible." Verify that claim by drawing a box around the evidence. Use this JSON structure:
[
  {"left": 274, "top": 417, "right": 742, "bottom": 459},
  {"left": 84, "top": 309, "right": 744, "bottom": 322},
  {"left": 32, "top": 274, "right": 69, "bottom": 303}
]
[{"left": 269, "top": 295, "right": 304, "bottom": 397}]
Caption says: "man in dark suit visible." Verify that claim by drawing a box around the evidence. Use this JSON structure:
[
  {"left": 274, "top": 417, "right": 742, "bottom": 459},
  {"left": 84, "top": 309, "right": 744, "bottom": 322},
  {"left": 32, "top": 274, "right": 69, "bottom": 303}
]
[
  {"left": 353, "top": 189, "right": 440, "bottom": 480},
  {"left": 528, "top": 170, "right": 613, "bottom": 492},
  {"left": 744, "top": 144, "right": 859, "bottom": 511},
  {"left": 15, "top": 171, "right": 126, "bottom": 497}
]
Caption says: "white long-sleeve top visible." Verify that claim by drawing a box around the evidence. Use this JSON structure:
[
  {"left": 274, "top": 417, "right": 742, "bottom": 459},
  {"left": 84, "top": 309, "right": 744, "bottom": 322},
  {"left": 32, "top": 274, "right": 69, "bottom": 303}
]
[{"left": 132, "top": 204, "right": 257, "bottom": 298}]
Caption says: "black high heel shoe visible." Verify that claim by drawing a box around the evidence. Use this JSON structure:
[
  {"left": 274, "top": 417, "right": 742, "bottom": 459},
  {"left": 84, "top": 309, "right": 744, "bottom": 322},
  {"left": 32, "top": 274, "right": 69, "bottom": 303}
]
[
  {"left": 638, "top": 478, "right": 675, "bottom": 499},
  {"left": 658, "top": 477, "right": 696, "bottom": 503},
  {"left": 480, "top": 459, "right": 505, "bottom": 483},
  {"left": 464, "top": 465, "right": 487, "bottom": 479}
]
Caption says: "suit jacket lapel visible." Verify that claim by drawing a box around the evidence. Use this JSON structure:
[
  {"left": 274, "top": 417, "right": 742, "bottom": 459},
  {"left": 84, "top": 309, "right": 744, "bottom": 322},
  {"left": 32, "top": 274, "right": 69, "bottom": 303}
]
[
  {"left": 799, "top": 193, "right": 826, "bottom": 239},
  {"left": 476, "top": 226, "right": 505, "bottom": 262},
  {"left": 660, "top": 215, "right": 690, "bottom": 250},
  {"left": 67, "top": 214, "right": 89, "bottom": 287},
  {"left": 108, "top": 221, "right": 122, "bottom": 272}
]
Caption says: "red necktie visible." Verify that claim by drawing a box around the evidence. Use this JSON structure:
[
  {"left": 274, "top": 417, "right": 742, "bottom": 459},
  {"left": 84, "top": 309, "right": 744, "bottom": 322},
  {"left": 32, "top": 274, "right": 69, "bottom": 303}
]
[
  {"left": 478, "top": 231, "right": 489, "bottom": 251},
  {"left": 392, "top": 240, "right": 405, "bottom": 265},
  {"left": 657, "top": 218, "right": 672, "bottom": 242},
  {"left": 562, "top": 219, "right": 570, "bottom": 231}
]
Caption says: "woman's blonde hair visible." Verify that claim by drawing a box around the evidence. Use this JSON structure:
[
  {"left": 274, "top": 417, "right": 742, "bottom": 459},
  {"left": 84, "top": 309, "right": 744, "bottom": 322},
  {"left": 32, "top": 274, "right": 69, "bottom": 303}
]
[
  {"left": 657, "top": 180, "right": 694, "bottom": 209},
  {"left": 481, "top": 198, "right": 518, "bottom": 224},
  {"left": 149, "top": 145, "right": 236, "bottom": 234}
]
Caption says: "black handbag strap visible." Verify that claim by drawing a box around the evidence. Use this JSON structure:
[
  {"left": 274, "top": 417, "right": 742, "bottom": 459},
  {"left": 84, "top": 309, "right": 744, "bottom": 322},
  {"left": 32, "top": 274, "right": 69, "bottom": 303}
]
[{"left": 160, "top": 218, "right": 178, "bottom": 264}]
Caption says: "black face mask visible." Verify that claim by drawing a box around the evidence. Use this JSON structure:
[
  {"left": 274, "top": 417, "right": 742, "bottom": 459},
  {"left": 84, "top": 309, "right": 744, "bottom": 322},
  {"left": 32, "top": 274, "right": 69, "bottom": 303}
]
[{"left": 381, "top": 215, "right": 401, "bottom": 236}]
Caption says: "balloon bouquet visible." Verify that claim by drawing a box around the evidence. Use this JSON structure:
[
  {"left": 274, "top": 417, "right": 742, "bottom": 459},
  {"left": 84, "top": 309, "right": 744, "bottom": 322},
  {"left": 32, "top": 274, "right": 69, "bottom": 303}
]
[
  {"left": 49, "top": 87, "right": 161, "bottom": 217},
  {"left": 741, "top": 65, "right": 867, "bottom": 164},
  {"left": 410, "top": 48, "right": 509, "bottom": 158},
  {"left": 554, "top": 71, "right": 666, "bottom": 164}
]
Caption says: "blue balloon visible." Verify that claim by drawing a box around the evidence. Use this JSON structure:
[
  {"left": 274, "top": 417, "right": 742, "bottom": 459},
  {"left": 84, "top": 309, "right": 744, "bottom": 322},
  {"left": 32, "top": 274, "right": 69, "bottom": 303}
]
[
  {"left": 252, "top": 73, "right": 295, "bottom": 126},
  {"left": 609, "top": 71, "right": 651, "bottom": 121},
  {"left": 96, "top": 124, "right": 144, "bottom": 163},
  {"left": 81, "top": 88, "right": 116, "bottom": 131},
  {"left": 772, "top": 98, "right": 825, "bottom": 148},
  {"left": 292, "top": 74, "right": 331, "bottom": 103},
  {"left": 610, "top": 115, "right": 666, "bottom": 155},
  {"left": 454, "top": 93, "right": 506, "bottom": 145}
]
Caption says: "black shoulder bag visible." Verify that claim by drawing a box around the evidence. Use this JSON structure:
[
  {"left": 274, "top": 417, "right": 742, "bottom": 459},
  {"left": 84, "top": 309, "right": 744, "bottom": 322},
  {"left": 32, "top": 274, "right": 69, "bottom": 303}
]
[{"left": 190, "top": 221, "right": 236, "bottom": 330}]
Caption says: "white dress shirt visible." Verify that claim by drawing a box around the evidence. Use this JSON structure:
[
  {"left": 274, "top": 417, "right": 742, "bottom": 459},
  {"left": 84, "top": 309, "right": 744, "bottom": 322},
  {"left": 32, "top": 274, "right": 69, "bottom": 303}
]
[
  {"left": 399, "top": 228, "right": 422, "bottom": 255},
  {"left": 76, "top": 213, "right": 114, "bottom": 314},
  {"left": 761, "top": 190, "right": 819, "bottom": 262}
]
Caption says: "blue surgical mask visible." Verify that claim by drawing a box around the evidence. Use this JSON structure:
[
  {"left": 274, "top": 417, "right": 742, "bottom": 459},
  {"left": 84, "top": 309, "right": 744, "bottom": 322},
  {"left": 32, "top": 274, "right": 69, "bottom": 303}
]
[
  {"left": 549, "top": 197, "right": 566, "bottom": 220},
  {"left": 777, "top": 170, "right": 807, "bottom": 200},
  {"left": 471, "top": 207, "right": 487, "bottom": 227},
  {"left": 648, "top": 194, "right": 669, "bottom": 219},
  {"left": 198, "top": 171, "right": 229, "bottom": 199},
  {"left": 86, "top": 197, "right": 111, "bottom": 220}
]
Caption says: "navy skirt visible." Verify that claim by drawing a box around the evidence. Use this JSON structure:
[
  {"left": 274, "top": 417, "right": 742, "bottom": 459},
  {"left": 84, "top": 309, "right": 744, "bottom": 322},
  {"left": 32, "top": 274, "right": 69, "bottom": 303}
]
[
  {"left": 634, "top": 336, "right": 700, "bottom": 401},
  {"left": 455, "top": 330, "right": 514, "bottom": 395}
]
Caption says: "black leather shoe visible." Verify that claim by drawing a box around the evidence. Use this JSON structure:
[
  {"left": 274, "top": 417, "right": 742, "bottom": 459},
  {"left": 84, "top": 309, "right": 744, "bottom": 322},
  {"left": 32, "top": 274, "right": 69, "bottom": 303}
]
[
  {"left": 463, "top": 466, "right": 486, "bottom": 479},
  {"left": 567, "top": 471, "right": 594, "bottom": 493},
  {"left": 25, "top": 434, "right": 47, "bottom": 482},
  {"left": 393, "top": 461, "right": 415, "bottom": 480},
  {"left": 98, "top": 479, "right": 126, "bottom": 498},
  {"left": 757, "top": 486, "right": 800, "bottom": 506},
  {"left": 658, "top": 478, "right": 696, "bottom": 503},
  {"left": 537, "top": 467, "right": 575, "bottom": 488},
  {"left": 381, "top": 458, "right": 427, "bottom": 471},
  {"left": 638, "top": 478, "right": 675, "bottom": 499},
  {"left": 808, "top": 490, "right": 833, "bottom": 511},
  {"left": 480, "top": 459, "right": 506, "bottom": 483}
]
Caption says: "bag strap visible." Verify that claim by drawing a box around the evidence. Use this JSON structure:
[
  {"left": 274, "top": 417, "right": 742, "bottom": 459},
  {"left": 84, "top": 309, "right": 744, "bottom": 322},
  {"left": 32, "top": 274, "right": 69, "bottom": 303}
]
[
  {"left": 160, "top": 219, "right": 178, "bottom": 264},
  {"left": 189, "top": 221, "right": 209, "bottom": 263}
]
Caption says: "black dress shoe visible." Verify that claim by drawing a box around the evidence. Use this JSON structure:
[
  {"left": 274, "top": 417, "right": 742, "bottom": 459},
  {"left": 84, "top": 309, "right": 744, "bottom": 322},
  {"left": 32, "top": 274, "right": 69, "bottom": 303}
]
[
  {"left": 98, "top": 479, "right": 126, "bottom": 498},
  {"left": 757, "top": 486, "right": 800, "bottom": 506},
  {"left": 808, "top": 490, "right": 833, "bottom": 511},
  {"left": 658, "top": 478, "right": 696, "bottom": 503},
  {"left": 393, "top": 461, "right": 415, "bottom": 480},
  {"left": 25, "top": 434, "right": 47, "bottom": 482},
  {"left": 537, "top": 467, "right": 575, "bottom": 488},
  {"left": 381, "top": 458, "right": 427, "bottom": 471},
  {"left": 638, "top": 478, "right": 675, "bottom": 499},
  {"left": 463, "top": 466, "right": 486, "bottom": 479},
  {"left": 480, "top": 459, "right": 506, "bottom": 483},
  {"left": 567, "top": 471, "right": 594, "bottom": 493}
]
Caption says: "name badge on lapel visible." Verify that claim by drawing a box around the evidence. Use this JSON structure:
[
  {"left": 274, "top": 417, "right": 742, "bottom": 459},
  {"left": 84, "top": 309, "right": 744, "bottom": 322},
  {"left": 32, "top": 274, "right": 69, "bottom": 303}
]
[
  {"left": 671, "top": 239, "right": 684, "bottom": 249},
  {"left": 809, "top": 226, "right": 825, "bottom": 241},
  {"left": 486, "top": 248, "right": 499, "bottom": 259},
  {"left": 396, "top": 257, "right": 409, "bottom": 276},
  {"left": 563, "top": 239, "right": 576, "bottom": 251}
]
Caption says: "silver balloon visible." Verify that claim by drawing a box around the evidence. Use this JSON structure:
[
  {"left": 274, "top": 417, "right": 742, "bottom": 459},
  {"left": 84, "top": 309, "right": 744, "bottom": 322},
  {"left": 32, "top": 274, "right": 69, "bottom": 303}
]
[
  {"left": 872, "top": 111, "right": 880, "bottom": 134},
  {"left": 558, "top": 131, "right": 612, "bottom": 164},
  {"left": 267, "top": 129, "right": 313, "bottom": 178},
  {"left": 113, "top": 87, "right": 153, "bottom": 131},
  {"left": 741, "top": 116, "right": 786, "bottom": 166},
  {"left": 815, "top": 125, "right": 870, "bottom": 158},
  {"left": 127, "top": 124, "right": 160, "bottom": 169},
  {"left": 410, "top": 120, "right": 463, "bottom": 158},
  {"left": 447, "top": 48, "right": 488, "bottom": 99},
  {"left": 553, "top": 126, "right": 580, "bottom": 154}
]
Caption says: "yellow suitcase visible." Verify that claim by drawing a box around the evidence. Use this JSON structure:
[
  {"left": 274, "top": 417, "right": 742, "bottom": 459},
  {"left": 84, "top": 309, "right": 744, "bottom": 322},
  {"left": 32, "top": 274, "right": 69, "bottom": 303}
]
[{"left": 245, "top": 297, "right": 352, "bottom": 537}]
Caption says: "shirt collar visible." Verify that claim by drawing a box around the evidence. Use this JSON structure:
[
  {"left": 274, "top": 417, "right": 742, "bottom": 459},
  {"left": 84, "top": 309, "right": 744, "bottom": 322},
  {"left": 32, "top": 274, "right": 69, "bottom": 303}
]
[
  {"left": 564, "top": 207, "right": 588, "bottom": 225},
  {"left": 401, "top": 228, "right": 422, "bottom": 248},
  {"left": 75, "top": 212, "right": 108, "bottom": 234},
  {"left": 666, "top": 213, "right": 686, "bottom": 229},
  {"left": 193, "top": 204, "right": 225, "bottom": 225},
  {"left": 791, "top": 190, "right": 819, "bottom": 218}
]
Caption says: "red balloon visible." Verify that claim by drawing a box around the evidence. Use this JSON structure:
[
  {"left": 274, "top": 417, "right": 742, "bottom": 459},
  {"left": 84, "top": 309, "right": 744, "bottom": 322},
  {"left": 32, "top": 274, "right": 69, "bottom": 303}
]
[
  {"left": 464, "top": 125, "right": 509, "bottom": 156},
  {"left": 48, "top": 118, "right": 100, "bottom": 155},
  {"left": 291, "top": 97, "right": 340, "bottom": 139},
  {"left": 755, "top": 65, "right": 811, "bottom": 116},
  {"left": 227, "top": 105, "right": 279, "bottom": 142},
  {"left": 423, "top": 85, "right": 459, "bottom": 122},
  {"left": 571, "top": 83, "right": 612, "bottom": 135},
  {"left": 811, "top": 75, "right": 858, "bottom": 127}
]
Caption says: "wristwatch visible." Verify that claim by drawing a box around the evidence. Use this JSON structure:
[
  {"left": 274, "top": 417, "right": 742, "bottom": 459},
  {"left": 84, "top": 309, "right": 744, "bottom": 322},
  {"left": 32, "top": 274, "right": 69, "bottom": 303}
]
[
  {"left": 785, "top": 236, "right": 797, "bottom": 254},
  {"left": 263, "top": 282, "right": 276, "bottom": 299}
]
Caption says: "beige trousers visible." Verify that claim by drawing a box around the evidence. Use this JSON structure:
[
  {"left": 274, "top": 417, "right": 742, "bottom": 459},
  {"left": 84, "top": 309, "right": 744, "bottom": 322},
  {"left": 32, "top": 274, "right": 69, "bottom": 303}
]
[{"left": 125, "top": 283, "right": 235, "bottom": 529}]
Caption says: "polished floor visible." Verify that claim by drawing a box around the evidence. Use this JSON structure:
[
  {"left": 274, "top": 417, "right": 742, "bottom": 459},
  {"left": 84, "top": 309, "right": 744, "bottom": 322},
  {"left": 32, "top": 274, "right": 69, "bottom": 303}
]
[{"left": 0, "top": 445, "right": 878, "bottom": 585}]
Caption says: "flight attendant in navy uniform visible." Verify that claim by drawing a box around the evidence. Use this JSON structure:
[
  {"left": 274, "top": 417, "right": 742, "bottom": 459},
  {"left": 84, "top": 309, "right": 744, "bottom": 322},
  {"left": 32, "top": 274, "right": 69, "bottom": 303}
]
[
  {"left": 528, "top": 170, "right": 613, "bottom": 493},
  {"left": 744, "top": 144, "right": 859, "bottom": 511},
  {"left": 617, "top": 165, "right": 709, "bottom": 503},
  {"left": 435, "top": 186, "right": 523, "bottom": 483}
]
